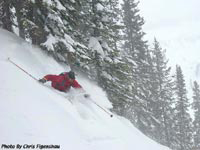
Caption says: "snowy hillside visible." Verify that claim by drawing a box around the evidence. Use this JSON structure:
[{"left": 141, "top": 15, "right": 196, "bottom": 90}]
[{"left": 0, "top": 29, "right": 169, "bottom": 150}]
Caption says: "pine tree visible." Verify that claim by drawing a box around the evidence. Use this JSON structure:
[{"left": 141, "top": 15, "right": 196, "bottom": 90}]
[
  {"left": 192, "top": 81, "right": 200, "bottom": 150},
  {"left": 80, "top": 0, "right": 123, "bottom": 83},
  {"left": 13, "top": 0, "right": 27, "bottom": 39},
  {"left": 13, "top": 0, "right": 44, "bottom": 42},
  {"left": 173, "top": 65, "right": 192, "bottom": 150},
  {"left": 101, "top": 49, "right": 133, "bottom": 116},
  {"left": 121, "top": 0, "right": 146, "bottom": 58},
  {"left": 28, "top": 0, "right": 91, "bottom": 70},
  {"left": 148, "top": 39, "right": 175, "bottom": 148},
  {"left": 0, "top": 0, "right": 14, "bottom": 32},
  {"left": 77, "top": 0, "right": 133, "bottom": 116},
  {"left": 121, "top": 0, "right": 149, "bottom": 131}
]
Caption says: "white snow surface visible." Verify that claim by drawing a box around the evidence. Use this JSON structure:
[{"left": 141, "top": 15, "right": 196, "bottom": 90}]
[
  {"left": 0, "top": 29, "right": 169, "bottom": 150},
  {"left": 88, "top": 37, "right": 105, "bottom": 57}
]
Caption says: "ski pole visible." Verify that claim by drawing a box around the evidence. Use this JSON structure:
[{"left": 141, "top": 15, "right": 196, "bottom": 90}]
[
  {"left": 7, "top": 57, "right": 38, "bottom": 81},
  {"left": 88, "top": 98, "right": 113, "bottom": 118}
]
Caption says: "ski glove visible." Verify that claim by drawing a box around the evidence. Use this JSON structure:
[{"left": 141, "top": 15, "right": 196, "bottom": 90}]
[{"left": 38, "top": 78, "right": 47, "bottom": 84}]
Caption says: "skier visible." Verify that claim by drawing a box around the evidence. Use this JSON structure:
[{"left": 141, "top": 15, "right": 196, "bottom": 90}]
[{"left": 38, "top": 71, "right": 88, "bottom": 96}]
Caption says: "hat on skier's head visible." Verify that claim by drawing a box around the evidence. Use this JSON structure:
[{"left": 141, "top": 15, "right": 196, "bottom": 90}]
[{"left": 68, "top": 71, "right": 75, "bottom": 79}]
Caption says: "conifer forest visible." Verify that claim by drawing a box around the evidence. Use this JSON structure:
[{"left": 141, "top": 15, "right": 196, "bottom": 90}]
[{"left": 1, "top": 0, "right": 199, "bottom": 149}]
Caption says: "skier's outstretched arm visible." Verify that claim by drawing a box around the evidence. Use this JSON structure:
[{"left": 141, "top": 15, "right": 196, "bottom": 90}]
[{"left": 38, "top": 75, "right": 57, "bottom": 83}]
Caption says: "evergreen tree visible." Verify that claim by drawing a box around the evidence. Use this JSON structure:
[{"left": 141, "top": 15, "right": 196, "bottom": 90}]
[
  {"left": 29, "top": 0, "right": 91, "bottom": 70},
  {"left": 173, "top": 65, "right": 192, "bottom": 150},
  {"left": 192, "top": 81, "right": 200, "bottom": 150},
  {"left": 13, "top": 0, "right": 28, "bottom": 39},
  {"left": 121, "top": 0, "right": 146, "bottom": 59},
  {"left": 13, "top": 0, "right": 44, "bottom": 42},
  {"left": 78, "top": 0, "right": 133, "bottom": 117},
  {"left": 80, "top": 0, "right": 123, "bottom": 83},
  {"left": 0, "top": 0, "right": 13, "bottom": 32},
  {"left": 101, "top": 48, "right": 133, "bottom": 116},
  {"left": 121, "top": 0, "right": 149, "bottom": 132},
  {"left": 148, "top": 39, "right": 175, "bottom": 148}
]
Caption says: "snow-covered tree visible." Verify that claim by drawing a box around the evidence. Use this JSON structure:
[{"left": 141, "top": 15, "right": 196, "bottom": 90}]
[
  {"left": 0, "top": 0, "right": 14, "bottom": 32},
  {"left": 192, "top": 81, "right": 200, "bottom": 150},
  {"left": 121, "top": 0, "right": 149, "bottom": 131},
  {"left": 147, "top": 39, "right": 175, "bottom": 148},
  {"left": 173, "top": 65, "right": 192, "bottom": 150},
  {"left": 13, "top": 0, "right": 45, "bottom": 43},
  {"left": 28, "top": 0, "right": 91, "bottom": 71},
  {"left": 79, "top": 0, "right": 123, "bottom": 82}
]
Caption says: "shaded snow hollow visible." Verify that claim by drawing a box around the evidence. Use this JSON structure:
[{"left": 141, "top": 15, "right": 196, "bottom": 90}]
[{"left": 0, "top": 29, "right": 170, "bottom": 150}]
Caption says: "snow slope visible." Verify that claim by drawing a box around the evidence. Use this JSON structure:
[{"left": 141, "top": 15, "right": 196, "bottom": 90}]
[{"left": 0, "top": 29, "right": 169, "bottom": 150}]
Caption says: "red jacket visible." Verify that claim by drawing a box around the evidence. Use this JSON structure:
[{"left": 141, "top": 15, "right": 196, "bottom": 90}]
[{"left": 44, "top": 73, "right": 82, "bottom": 92}]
